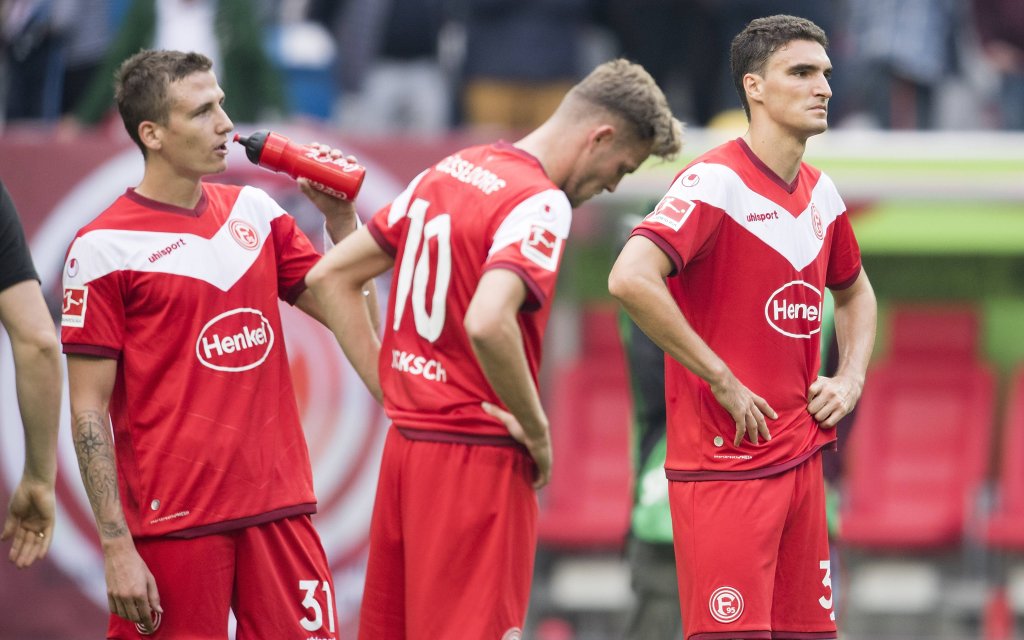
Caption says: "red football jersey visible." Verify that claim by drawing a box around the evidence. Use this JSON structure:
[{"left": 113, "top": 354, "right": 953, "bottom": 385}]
[
  {"left": 61, "top": 185, "right": 321, "bottom": 537},
  {"left": 367, "top": 143, "right": 572, "bottom": 437},
  {"left": 632, "top": 139, "right": 862, "bottom": 479}
]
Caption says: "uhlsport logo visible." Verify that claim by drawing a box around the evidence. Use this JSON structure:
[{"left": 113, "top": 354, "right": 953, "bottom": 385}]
[
  {"left": 135, "top": 610, "right": 161, "bottom": 635},
  {"left": 709, "top": 586, "right": 744, "bottom": 623},
  {"left": 501, "top": 628, "right": 523, "bottom": 640},
  {"left": 764, "top": 280, "right": 823, "bottom": 339},
  {"left": 196, "top": 308, "right": 274, "bottom": 372}
]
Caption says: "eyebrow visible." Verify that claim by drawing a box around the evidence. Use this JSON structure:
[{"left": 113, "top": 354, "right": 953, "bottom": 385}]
[{"left": 789, "top": 63, "right": 832, "bottom": 75}]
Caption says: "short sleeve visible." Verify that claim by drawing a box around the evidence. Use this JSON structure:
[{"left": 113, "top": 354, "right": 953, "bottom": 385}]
[
  {"left": 0, "top": 181, "right": 40, "bottom": 292},
  {"left": 484, "top": 188, "right": 572, "bottom": 311},
  {"left": 60, "top": 237, "right": 125, "bottom": 358},
  {"left": 825, "top": 214, "right": 862, "bottom": 290},
  {"left": 630, "top": 168, "right": 725, "bottom": 276}
]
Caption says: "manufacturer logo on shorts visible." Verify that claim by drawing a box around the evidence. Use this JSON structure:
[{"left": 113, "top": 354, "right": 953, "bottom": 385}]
[
  {"left": 501, "top": 628, "right": 522, "bottom": 640},
  {"left": 764, "top": 280, "right": 823, "bottom": 339},
  {"left": 61, "top": 287, "right": 88, "bottom": 327},
  {"left": 195, "top": 308, "right": 274, "bottom": 372},
  {"left": 709, "top": 586, "right": 744, "bottom": 623},
  {"left": 810, "top": 203, "right": 824, "bottom": 240},
  {"left": 229, "top": 219, "right": 260, "bottom": 250},
  {"left": 134, "top": 610, "right": 161, "bottom": 635},
  {"left": 647, "top": 195, "right": 695, "bottom": 232}
]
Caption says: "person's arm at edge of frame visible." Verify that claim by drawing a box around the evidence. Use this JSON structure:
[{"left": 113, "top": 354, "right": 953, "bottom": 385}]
[
  {"left": 303, "top": 224, "right": 391, "bottom": 404},
  {"left": 293, "top": 173, "right": 382, "bottom": 332},
  {"left": 464, "top": 269, "right": 552, "bottom": 490},
  {"left": 807, "top": 268, "right": 876, "bottom": 428},
  {"left": 67, "top": 354, "right": 161, "bottom": 633},
  {"left": 0, "top": 281, "right": 61, "bottom": 568},
  {"left": 608, "top": 235, "right": 776, "bottom": 447}
]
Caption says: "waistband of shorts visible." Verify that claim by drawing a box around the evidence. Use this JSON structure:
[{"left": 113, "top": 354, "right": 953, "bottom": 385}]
[
  {"left": 396, "top": 425, "right": 523, "bottom": 449},
  {"left": 665, "top": 445, "right": 823, "bottom": 482}
]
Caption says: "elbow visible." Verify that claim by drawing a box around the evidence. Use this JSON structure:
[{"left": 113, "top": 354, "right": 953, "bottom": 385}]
[
  {"left": 608, "top": 264, "right": 639, "bottom": 306},
  {"left": 463, "top": 306, "right": 503, "bottom": 352}
]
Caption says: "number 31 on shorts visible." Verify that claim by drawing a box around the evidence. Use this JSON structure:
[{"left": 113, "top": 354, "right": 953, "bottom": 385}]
[{"left": 299, "top": 580, "right": 336, "bottom": 633}]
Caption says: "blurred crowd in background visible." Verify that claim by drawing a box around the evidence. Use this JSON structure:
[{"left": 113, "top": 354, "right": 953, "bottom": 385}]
[{"left": 1, "top": 0, "right": 1023, "bottom": 133}]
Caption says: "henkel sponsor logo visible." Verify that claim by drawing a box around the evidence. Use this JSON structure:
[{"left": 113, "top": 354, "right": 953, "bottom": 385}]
[
  {"left": 709, "top": 586, "right": 744, "bottom": 623},
  {"left": 647, "top": 195, "right": 695, "bottom": 232},
  {"left": 195, "top": 307, "right": 275, "bottom": 372},
  {"left": 764, "top": 280, "right": 823, "bottom": 339},
  {"left": 521, "top": 224, "right": 561, "bottom": 271},
  {"left": 61, "top": 286, "right": 88, "bottom": 327}
]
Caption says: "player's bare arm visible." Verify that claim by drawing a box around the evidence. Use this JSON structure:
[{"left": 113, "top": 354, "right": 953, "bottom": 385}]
[
  {"left": 0, "top": 280, "right": 61, "bottom": 568},
  {"left": 610, "top": 235, "right": 777, "bottom": 446},
  {"left": 305, "top": 228, "right": 392, "bottom": 403},
  {"left": 807, "top": 268, "right": 877, "bottom": 428},
  {"left": 296, "top": 161, "right": 382, "bottom": 331},
  {"left": 465, "top": 269, "right": 552, "bottom": 489},
  {"left": 68, "top": 355, "right": 161, "bottom": 633}
]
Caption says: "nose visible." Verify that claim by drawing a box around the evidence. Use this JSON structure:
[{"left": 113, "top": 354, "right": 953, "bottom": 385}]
[
  {"left": 215, "top": 104, "right": 234, "bottom": 133},
  {"left": 816, "top": 74, "right": 832, "bottom": 99}
]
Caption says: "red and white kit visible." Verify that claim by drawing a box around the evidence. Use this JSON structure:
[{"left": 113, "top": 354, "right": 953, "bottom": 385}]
[
  {"left": 633, "top": 138, "right": 861, "bottom": 639},
  {"left": 62, "top": 185, "right": 320, "bottom": 536},
  {"left": 62, "top": 184, "right": 338, "bottom": 639},
  {"left": 360, "top": 143, "right": 571, "bottom": 639}
]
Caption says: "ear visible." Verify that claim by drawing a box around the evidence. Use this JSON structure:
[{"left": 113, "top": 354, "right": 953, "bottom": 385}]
[
  {"left": 138, "top": 120, "right": 162, "bottom": 152},
  {"left": 587, "top": 124, "right": 616, "bottom": 149},
  {"left": 743, "top": 73, "right": 763, "bottom": 106}
]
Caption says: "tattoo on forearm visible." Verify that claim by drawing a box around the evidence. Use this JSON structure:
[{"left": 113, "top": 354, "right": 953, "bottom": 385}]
[{"left": 73, "top": 411, "right": 129, "bottom": 539}]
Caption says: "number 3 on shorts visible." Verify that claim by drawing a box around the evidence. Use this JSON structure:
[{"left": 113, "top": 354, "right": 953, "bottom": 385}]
[
  {"left": 299, "top": 580, "right": 336, "bottom": 633},
  {"left": 818, "top": 560, "right": 835, "bottom": 621}
]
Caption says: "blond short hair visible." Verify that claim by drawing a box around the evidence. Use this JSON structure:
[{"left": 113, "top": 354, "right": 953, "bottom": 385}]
[{"left": 567, "top": 58, "right": 683, "bottom": 160}]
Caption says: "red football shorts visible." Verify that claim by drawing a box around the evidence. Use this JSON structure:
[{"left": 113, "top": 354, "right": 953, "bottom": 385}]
[
  {"left": 669, "top": 452, "right": 836, "bottom": 640},
  {"left": 107, "top": 515, "right": 338, "bottom": 639},
  {"left": 358, "top": 425, "right": 537, "bottom": 640}
]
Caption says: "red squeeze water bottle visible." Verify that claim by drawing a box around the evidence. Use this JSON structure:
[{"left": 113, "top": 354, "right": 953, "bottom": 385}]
[{"left": 233, "top": 130, "right": 366, "bottom": 200}]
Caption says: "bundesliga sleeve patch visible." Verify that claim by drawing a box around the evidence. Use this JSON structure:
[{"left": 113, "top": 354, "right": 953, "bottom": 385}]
[
  {"left": 647, "top": 195, "right": 695, "bottom": 232},
  {"left": 520, "top": 224, "right": 562, "bottom": 271},
  {"left": 61, "top": 287, "right": 88, "bottom": 327}
]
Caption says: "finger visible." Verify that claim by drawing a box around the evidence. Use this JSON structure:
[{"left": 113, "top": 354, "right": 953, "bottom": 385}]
[
  {"left": 808, "top": 376, "right": 825, "bottom": 400},
  {"left": 148, "top": 574, "right": 163, "bottom": 614},
  {"left": 746, "top": 411, "right": 761, "bottom": 445},
  {"left": 733, "top": 420, "right": 745, "bottom": 447},
  {"left": 345, "top": 154, "right": 359, "bottom": 164},
  {"left": 1, "top": 515, "right": 14, "bottom": 541},
  {"left": 137, "top": 598, "right": 155, "bottom": 632}
]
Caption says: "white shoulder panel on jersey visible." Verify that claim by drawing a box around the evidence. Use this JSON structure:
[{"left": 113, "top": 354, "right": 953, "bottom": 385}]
[
  {"left": 489, "top": 189, "right": 572, "bottom": 255},
  {"left": 63, "top": 186, "right": 287, "bottom": 292},
  {"left": 387, "top": 169, "right": 430, "bottom": 227},
  {"left": 666, "top": 162, "right": 846, "bottom": 271}
]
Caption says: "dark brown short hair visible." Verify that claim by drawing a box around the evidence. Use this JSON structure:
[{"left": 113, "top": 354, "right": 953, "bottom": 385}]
[
  {"left": 115, "top": 50, "right": 214, "bottom": 154},
  {"left": 730, "top": 15, "right": 828, "bottom": 119}
]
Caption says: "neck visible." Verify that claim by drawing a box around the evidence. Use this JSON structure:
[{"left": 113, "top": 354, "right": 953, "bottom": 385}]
[
  {"left": 135, "top": 160, "right": 204, "bottom": 209},
  {"left": 741, "top": 120, "right": 809, "bottom": 184},
  {"left": 514, "top": 117, "right": 582, "bottom": 187}
]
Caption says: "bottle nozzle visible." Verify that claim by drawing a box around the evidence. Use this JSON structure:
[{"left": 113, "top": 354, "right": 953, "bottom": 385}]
[{"left": 233, "top": 131, "right": 268, "bottom": 165}]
